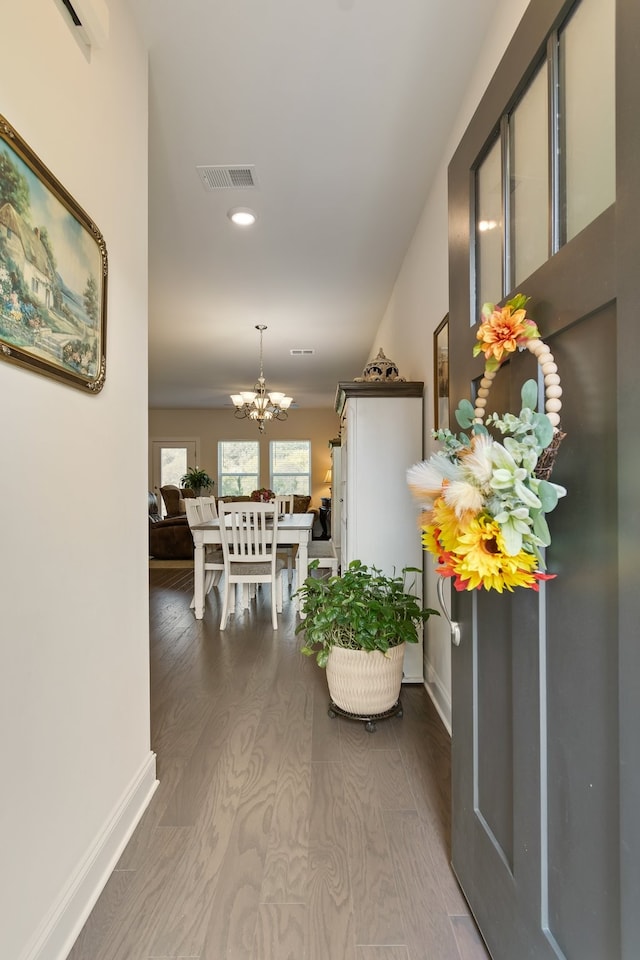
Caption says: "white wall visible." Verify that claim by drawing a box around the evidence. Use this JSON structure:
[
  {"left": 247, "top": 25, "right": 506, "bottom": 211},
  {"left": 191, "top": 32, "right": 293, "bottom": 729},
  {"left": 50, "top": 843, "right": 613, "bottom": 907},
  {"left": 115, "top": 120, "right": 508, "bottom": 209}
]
[
  {"left": 0, "top": 4, "right": 153, "bottom": 960},
  {"left": 149, "top": 406, "right": 340, "bottom": 508},
  {"left": 372, "top": 0, "right": 531, "bottom": 729}
]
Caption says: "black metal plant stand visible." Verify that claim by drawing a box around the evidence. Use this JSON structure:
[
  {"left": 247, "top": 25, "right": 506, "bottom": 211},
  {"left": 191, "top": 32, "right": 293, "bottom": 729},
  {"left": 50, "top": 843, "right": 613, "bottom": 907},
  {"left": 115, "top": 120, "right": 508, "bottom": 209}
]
[{"left": 327, "top": 698, "right": 403, "bottom": 733}]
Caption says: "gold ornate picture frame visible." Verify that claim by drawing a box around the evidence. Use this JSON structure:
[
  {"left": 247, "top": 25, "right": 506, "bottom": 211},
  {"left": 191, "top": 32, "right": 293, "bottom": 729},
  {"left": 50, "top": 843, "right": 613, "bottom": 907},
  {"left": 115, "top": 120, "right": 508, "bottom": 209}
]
[
  {"left": 434, "top": 314, "right": 449, "bottom": 430},
  {"left": 0, "top": 115, "right": 107, "bottom": 393}
]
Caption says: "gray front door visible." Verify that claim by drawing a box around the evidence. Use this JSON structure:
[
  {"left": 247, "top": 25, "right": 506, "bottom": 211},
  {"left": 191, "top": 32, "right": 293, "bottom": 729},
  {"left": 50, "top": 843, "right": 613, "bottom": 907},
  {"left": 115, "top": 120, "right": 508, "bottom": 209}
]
[{"left": 447, "top": 1, "right": 640, "bottom": 958}]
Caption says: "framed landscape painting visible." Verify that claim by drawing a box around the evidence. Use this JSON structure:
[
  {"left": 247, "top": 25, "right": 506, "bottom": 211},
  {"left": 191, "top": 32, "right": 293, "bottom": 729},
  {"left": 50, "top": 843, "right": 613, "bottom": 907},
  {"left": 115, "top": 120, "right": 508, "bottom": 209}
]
[
  {"left": 434, "top": 314, "right": 449, "bottom": 430},
  {"left": 0, "top": 115, "right": 107, "bottom": 392}
]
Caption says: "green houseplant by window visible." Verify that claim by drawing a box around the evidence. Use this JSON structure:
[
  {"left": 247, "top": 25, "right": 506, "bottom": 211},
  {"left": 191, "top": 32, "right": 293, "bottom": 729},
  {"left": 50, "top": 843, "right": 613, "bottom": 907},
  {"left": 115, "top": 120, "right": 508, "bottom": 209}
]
[
  {"left": 180, "top": 466, "right": 215, "bottom": 496},
  {"left": 295, "top": 560, "right": 438, "bottom": 717}
]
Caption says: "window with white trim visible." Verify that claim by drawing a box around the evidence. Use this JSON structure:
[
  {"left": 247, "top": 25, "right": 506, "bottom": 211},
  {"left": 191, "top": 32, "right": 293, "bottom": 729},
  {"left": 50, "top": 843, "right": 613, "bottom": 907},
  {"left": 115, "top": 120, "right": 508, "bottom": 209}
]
[
  {"left": 270, "top": 440, "right": 311, "bottom": 495},
  {"left": 218, "top": 440, "right": 259, "bottom": 496}
]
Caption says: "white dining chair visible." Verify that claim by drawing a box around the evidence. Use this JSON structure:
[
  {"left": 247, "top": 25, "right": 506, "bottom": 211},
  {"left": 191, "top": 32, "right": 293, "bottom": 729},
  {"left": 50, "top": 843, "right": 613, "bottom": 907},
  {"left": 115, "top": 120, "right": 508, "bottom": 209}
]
[
  {"left": 274, "top": 494, "right": 294, "bottom": 515},
  {"left": 218, "top": 501, "right": 286, "bottom": 630},
  {"left": 185, "top": 499, "right": 225, "bottom": 611},
  {"left": 297, "top": 538, "right": 339, "bottom": 582},
  {"left": 196, "top": 496, "right": 218, "bottom": 521},
  {"left": 274, "top": 493, "right": 296, "bottom": 585}
]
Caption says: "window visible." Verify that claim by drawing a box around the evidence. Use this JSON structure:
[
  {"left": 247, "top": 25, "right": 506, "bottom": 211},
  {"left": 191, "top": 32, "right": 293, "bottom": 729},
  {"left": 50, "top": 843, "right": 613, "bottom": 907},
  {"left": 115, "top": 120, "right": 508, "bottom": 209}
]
[
  {"left": 270, "top": 440, "right": 311, "bottom": 495},
  {"left": 560, "top": 0, "right": 615, "bottom": 243},
  {"left": 218, "top": 440, "right": 259, "bottom": 496},
  {"left": 472, "top": 0, "right": 615, "bottom": 310},
  {"left": 510, "top": 61, "right": 549, "bottom": 285},
  {"left": 475, "top": 136, "right": 503, "bottom": 313}
]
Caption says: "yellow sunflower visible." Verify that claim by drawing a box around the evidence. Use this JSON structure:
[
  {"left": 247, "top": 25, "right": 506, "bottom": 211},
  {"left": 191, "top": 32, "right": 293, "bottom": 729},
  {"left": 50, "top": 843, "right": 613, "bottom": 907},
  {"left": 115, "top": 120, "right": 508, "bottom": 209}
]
[
  {"left": 453, "top": 514, "right": 539, "bottom": 592},
  {"left": 427, "top": 498, "right": 466, "bottom": 552}
]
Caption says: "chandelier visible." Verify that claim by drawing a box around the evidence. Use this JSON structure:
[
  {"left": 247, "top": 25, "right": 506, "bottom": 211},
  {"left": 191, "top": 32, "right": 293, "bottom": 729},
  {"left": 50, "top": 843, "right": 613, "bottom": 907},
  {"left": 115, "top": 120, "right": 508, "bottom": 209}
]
[{"left": 230, "top": 325, "right": 293, "bottom": 433}]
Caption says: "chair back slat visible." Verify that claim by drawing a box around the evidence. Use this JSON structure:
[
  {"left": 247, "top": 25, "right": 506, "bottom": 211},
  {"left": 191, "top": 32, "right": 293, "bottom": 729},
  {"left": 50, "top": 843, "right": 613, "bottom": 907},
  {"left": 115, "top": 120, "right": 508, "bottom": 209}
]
[
  {"left": 219, "top": 501, "right": 278, "bottom": 563},
  {"left": 196, "top": 496, "right": 218, "bottom": 521},
  {"left": 185, "top": 499, "right": 203, "bottom": 527},
  {"left": 275, "top": 494, "right": 294, "bottom": 515}
]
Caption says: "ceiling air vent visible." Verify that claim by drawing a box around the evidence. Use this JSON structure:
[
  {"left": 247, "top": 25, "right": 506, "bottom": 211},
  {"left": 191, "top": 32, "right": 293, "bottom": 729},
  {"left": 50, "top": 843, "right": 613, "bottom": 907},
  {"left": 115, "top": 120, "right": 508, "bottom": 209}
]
[
  {"left": 196, "top": 165, "right": 257, "bottom": 191},
  {"left": 290, "top": 349, "right": 315, "bottom": 356}
]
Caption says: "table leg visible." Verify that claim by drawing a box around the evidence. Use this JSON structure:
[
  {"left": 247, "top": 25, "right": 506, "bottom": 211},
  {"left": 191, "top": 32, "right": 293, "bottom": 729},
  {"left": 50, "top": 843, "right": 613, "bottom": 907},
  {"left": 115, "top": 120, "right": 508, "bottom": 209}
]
[{"left": 194, "top": 537, "right": 205, "bottom": 619}]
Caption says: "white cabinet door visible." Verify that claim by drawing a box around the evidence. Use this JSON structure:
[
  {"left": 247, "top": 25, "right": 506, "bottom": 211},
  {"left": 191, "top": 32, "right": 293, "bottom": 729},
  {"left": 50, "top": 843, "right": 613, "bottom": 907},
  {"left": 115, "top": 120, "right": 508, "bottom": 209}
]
[
  {"left": 330, "top": 442, "right": 342, "bottom": 561},
  {"left": 336, "top": 382, "right": 424, "bottom": 682}
]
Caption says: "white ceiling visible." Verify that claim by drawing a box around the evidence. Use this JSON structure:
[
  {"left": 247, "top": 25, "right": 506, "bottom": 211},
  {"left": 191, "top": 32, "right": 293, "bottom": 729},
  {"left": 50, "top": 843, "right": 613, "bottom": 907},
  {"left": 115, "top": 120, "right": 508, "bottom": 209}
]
[{"left": 128, "top": 0, "right": 502, "bottom": 410}]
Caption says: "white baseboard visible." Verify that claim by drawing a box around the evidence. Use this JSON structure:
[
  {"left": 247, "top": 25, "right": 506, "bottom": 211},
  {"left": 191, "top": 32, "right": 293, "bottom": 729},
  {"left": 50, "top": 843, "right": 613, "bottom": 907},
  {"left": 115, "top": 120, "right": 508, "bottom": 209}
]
[
  {"left": 21, "top": 752, "right": 158, "bottom": 960},
  {"left": 423, "top": 663, "right": 452, "bottom": 735}
]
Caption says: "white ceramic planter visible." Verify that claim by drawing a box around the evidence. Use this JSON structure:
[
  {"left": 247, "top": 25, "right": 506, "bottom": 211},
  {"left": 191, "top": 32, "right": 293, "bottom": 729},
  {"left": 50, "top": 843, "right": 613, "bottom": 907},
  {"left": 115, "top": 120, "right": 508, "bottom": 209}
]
[{"left": 325, "top": 642, "right": 405, "bottom": 715}]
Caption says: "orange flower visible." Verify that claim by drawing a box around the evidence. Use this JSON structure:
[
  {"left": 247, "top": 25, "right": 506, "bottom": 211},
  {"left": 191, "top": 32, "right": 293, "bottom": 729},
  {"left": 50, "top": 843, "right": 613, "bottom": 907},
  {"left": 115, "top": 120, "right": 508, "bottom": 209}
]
[{"left": 473, "top": 297, "right": 539, "bottom": 371}]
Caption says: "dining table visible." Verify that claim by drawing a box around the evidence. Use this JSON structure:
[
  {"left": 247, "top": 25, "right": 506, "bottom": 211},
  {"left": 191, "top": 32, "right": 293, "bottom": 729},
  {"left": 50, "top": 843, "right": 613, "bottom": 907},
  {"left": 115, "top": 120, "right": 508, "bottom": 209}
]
[{"left": 190, "top": 512, "right": 315, "bottom": 620}]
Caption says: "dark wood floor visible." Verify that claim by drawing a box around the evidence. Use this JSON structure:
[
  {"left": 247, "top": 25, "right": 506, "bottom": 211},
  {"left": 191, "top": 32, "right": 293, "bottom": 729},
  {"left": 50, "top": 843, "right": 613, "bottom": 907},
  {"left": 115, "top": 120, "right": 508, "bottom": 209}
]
[{"left": 67, "top": 569, "right": 490, "bottom": 960}]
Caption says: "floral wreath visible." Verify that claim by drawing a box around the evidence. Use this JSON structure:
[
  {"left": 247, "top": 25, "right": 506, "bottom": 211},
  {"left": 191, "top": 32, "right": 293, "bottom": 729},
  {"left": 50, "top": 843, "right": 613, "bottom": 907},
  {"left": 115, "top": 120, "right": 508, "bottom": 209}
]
[{"left": 408, "top": 294, "right": 567, "bottom": 593}]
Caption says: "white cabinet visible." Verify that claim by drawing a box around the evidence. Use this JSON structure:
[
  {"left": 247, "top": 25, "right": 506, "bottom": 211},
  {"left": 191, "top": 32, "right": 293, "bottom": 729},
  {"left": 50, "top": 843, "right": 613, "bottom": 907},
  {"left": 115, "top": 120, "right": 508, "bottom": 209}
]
[
  {"left": 329, "top": 438, "right": 342, "bottom": 563},
  {"left": 335, "top": 381, "right": 424, "bottom": 683}
]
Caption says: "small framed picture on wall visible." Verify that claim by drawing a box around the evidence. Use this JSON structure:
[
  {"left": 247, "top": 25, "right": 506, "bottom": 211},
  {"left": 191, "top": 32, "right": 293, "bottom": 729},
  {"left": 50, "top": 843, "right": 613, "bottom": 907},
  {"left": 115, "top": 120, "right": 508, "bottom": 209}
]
[{"left": 434, "top": 314, "right": 449, "bottom": 430}]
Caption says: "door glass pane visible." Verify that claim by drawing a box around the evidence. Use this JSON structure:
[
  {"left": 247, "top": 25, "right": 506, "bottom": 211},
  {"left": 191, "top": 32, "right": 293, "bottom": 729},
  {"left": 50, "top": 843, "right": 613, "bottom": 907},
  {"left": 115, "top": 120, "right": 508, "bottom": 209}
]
[
  {"left": 510, "top": 62, "right": 548, "bottom": 285},
  {"left": 560, "top": 0, "right": 615, "bottom": 242},
  {"left": 151, "top": 440, "right": 197, "bottom": 515},
  {"left": 161, "top": 448, "right": 188, "bottom": 488},
  {"left": 476, "top": 137, "right": 502, "bottom": 316}
]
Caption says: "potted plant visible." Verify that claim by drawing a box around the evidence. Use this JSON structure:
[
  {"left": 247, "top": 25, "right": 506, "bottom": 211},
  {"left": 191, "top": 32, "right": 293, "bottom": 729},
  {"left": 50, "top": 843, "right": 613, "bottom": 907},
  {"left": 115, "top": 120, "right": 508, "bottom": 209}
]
[
  {"left": 180, "top": 466, "right": 215, "bottom": 496},
  {"left": 295, "top": 560, "right": 438, "bottom": 720}
]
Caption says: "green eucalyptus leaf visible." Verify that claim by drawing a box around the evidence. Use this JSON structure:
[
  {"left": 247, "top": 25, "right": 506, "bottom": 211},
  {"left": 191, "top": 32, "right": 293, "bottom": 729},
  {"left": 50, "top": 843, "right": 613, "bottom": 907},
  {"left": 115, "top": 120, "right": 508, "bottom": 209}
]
[
  {"left": 500, "top": 520, "right": 523, "bottom": 556},
  {"left": 533, "top": 512, "right": 551, "bottom": 546},
  {"left": 491, "top": 443, "right": 517, "bottom": 471},
  {"left": 551, "top": 481, "right": 567, "bottom": 499},
  {"left": 537, "top": 479, "right": 559, "bottom": 512},
  {"left": 514, "top": 479, "right": 541, "bottom": 509},
  {"left": 521, "top": 379, "right": 538, "bottom": 412},
  {"left": 533, "top": 414, "right": 554, "bottom": 450},
  {"left": 455, "top": 399, "right": 475, "bottom": 429},
  {"left": 513, "top": 518, "right": 531, "bottom": 534}
]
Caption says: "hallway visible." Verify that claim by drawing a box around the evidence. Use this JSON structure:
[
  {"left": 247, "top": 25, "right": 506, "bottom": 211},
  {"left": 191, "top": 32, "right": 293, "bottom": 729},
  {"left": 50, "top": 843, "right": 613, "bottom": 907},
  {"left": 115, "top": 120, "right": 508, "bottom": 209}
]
[{"left": 67, "top": 569, "right": 489, "bottom": 960}]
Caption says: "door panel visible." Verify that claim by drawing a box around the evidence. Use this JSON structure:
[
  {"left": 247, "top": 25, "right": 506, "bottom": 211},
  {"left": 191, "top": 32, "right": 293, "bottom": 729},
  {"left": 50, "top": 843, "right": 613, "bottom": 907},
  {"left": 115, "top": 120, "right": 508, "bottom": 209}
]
[
  {"left": 545, "top": 307, "right": 619, "bottom": 959},
  {"left": 451, "top": 301, "right": 620, "bottom": 960},
  {"left": 447, "top": 0, "right": 636, "bottom": 956}
]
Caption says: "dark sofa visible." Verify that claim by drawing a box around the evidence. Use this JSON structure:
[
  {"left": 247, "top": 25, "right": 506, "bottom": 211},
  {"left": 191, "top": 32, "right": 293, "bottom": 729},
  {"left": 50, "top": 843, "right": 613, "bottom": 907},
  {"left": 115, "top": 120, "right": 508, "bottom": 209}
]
[{"left": 148, "top": 491, "right": 194, "bottom": 560}]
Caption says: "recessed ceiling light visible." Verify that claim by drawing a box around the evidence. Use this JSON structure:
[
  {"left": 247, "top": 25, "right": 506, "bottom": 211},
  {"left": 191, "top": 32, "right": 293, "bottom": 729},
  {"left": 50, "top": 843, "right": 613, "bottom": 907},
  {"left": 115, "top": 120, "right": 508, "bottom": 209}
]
[{"left": 228, "top": 206, "right": 257, "bottom": 226}]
